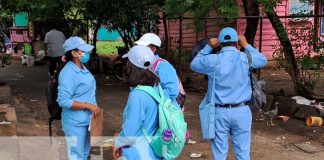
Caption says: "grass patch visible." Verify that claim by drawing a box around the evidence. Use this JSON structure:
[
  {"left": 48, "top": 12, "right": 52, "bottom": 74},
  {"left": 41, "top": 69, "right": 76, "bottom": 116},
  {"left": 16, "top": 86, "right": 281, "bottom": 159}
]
[{"left": 96, "top": 41, "right": 124, "bottom": 56}]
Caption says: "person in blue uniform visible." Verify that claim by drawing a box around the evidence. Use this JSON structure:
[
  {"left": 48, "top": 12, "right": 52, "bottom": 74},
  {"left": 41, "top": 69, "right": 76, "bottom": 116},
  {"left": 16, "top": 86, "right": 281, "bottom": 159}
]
[
  {"left": 113, "top": 45, "right": 161, "bottom": 160},
  {"left": 190, "top": 27, "right": 267, "bottom": 160},
  {"left": 57, "top": 36, "right": 102, "bottom": 160},
  {"left": 134, "top": 33, "right": 179, "bottom": 106}
]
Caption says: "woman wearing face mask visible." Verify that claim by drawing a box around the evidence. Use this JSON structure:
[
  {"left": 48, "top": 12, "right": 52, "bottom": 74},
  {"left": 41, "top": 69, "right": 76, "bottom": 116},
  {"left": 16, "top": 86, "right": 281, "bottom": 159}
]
[{"left": 57, "top": 36, "right": 101, "bottom": 160}]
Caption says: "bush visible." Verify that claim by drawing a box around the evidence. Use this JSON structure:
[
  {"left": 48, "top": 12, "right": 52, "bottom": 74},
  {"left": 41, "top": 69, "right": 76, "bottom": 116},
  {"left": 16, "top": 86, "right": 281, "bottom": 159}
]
[{"left": 96, "top": 41, "right": 124, "bottom": 56}]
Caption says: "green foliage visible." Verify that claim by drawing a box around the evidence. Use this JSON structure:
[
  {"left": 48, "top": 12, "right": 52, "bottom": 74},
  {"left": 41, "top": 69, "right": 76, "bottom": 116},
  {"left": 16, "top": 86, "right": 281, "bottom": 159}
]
[
  {"left": 164, "top": 0, "right": 239, "bottom": 33},
  {"left": 298, "top": 56, "right": 317, "bottom": 69},
  {"left": 272, "top": 20, "right": 323, "bottom": 93},
  {"left": 0, "top": 53, "right": 12, "bottom": 65},
  {"left": 96, "top": 41, "right": 124, "bottom": 56}
]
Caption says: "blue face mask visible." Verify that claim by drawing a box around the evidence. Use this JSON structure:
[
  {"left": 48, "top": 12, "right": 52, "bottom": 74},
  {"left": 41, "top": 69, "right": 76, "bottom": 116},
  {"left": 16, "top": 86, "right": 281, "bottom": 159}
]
[{"left": 79, "top": 52, "right": 90, "bottom": 63}]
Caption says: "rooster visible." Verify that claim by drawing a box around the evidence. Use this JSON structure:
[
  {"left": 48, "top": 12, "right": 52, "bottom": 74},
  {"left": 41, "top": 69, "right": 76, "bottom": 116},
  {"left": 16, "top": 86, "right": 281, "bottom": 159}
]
[{"left": 259, "top": 102, "right": 279, "bottom": 126}]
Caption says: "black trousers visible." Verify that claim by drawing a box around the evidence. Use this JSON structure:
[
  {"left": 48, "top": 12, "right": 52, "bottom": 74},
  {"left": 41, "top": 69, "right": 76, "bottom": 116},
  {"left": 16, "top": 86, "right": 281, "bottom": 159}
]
[{"left": 48, "top": 56, "right": 63, "bottom": 76}]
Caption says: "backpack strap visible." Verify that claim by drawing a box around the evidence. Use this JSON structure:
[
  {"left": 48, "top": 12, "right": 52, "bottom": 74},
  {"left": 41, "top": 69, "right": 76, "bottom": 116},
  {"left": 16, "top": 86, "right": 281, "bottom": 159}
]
[
  {"left": 141, "top": 127, "right": 152, "bottom": 143},
  {"left": 244, "top": 51, "right": 253, "bottom": 70},
  {"left": 135, "top": 85, "right": 163, "bottom": 104},
  {"left": 152, "top": 58, "right": 165, "bottom": 71}
]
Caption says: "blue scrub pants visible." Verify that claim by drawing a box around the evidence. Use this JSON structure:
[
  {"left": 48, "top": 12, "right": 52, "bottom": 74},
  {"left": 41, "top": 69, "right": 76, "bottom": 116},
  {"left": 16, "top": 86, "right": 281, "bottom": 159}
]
[
  {"left": 210, "top": 105, "right": 252, "bottom": 160},
  {"left": 62, "top": 123, "right": 90, "bottom": 160}
]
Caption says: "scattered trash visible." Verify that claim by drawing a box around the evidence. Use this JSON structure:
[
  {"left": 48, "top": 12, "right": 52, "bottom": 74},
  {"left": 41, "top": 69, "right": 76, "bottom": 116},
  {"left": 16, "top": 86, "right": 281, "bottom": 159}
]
[
  {"left": 30, "top": 99, "right": 38, "bottom": 102},
  {"left": 313, "top": 103, "right": 324, "bottom": 110},
  {"left": 34, "top": 124, "right": 41, "bottom": 127},
  {"left": 278, "top": 115, "right": 290, "bottom": 122},
  {"left": 291, "top": 96, "right": 315, "bottom": 105},
  {"left": 256, "top": 118, "right": 266, "bottom": 121},
  {"left": 190, "top": 153, "right": 202, "bottom": 158},
  {"left": 306, "top": 116, "right": 323, "bottom": 127},
  {"left": 0, "top": 121, "right": 11, "bottom": 125},
  {"left": 187, "top": 139, "right": 197, "bottom": 144},
  {"left": 105, "top": 76, "right": 110, "bottom": 80},
  {"left": 276, "top": 137, "right": 280, "bottom": 140},
  {"left": 313, "top": 130, "right": 317, "bottom": 133},
  {"left": 305, "top": 142, "right": 311, "bottom": 144},
  {"left": 282, "top": 136, "right": 286, "bottom": 139}
]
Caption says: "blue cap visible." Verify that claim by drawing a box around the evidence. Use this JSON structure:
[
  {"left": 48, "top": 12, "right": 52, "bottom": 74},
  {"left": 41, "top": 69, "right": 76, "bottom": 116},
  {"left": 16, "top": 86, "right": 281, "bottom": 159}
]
[
  {"left": 63, "top": 36, "right": 94, "bottom": 52},
  {"left": 218, "top": 27, "right": 238, "bottom": 43}
]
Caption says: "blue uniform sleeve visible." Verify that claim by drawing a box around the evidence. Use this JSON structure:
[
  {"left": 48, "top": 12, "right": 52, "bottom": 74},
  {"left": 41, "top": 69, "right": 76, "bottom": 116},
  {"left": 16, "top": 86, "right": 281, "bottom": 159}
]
[
  {"left": 244, "top": 45, "right": 267, "bottom": 68},
  {"left": 115, "top": 91, "right": 145, "bottom": 148},
  {"left": 57, "top": 71, "right": 76, "bottom": 109},
  {"left": 190, "top": 44, "right": 216, "bottom": 75},
  {"left": 156, "top": 62, "right": 179, "bottom": 101}
]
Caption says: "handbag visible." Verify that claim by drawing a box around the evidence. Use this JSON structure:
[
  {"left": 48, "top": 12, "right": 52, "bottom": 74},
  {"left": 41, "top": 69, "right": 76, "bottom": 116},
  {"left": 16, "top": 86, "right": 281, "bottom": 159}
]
[{"left": 199, "top": 67, "right": 217, "bottom": 139}]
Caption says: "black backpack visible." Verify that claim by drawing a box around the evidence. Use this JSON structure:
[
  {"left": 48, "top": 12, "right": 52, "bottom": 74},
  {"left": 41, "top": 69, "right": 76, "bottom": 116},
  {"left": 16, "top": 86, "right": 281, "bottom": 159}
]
[
  {"left": 244, "top": 51, "right": 267, "bottom": 110},
  {"left": 45, "top": 68, "right": 62, "bottom": 136}
]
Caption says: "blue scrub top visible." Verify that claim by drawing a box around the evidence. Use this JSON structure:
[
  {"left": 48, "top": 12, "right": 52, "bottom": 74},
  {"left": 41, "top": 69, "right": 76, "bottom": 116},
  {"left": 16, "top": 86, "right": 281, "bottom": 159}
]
[
  {"left": 153, "top": 55, "right": 179, "bottom": 103},
  {"left": 57, "top": 61, "right": 97, "bottom": 126},
  {"left": 115, "top": 87, "right": 158, "bottom": 147},
  {"left": 190, "top": 44, "right": 267, "bottom": 104}
]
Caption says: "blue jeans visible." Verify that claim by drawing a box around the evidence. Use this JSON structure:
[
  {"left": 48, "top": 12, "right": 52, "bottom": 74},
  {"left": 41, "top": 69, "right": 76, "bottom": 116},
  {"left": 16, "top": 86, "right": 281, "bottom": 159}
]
[
  {"left": 210, "top": 105, "right": 252, "bottom": 160},
  {"left": 62, "top": 123, "right": 90, "bottom": 160}
]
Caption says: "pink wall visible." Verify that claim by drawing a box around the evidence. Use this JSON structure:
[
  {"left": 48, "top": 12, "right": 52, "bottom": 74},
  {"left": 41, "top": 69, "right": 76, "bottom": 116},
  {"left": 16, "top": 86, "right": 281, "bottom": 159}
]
[
  {"left": 236, "top": 1, "right": 289, "bottom": 59},
  {"left": 158, "top": 0, "right": 320, "bottom": 59}
]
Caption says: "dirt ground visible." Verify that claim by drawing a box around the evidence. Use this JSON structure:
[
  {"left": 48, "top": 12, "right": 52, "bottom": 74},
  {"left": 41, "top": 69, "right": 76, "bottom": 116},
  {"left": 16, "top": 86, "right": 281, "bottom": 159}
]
[{"left": 1, "top": 60, "right": 324, "bottom": 160}]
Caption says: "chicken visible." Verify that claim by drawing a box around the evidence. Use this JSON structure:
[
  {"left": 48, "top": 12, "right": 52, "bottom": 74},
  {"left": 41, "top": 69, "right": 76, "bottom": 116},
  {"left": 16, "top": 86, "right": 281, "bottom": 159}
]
[{"left": 259, "top": 102, "right": 279, "bottom": 126}]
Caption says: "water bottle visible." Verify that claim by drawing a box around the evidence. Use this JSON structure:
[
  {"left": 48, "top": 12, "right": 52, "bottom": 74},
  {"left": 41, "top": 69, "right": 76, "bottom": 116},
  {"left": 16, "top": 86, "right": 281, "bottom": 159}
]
[{"left": 162, "top": 129, "right": 172, "bottom": 142}]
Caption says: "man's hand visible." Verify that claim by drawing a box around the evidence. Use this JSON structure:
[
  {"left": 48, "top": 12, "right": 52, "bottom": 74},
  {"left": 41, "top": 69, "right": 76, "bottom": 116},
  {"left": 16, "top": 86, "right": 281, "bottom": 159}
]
[
  {"left": 208, "top": 38, "right": 219, "bottom": 48},
  {"left": 238, "top": 35, "right": 249, "bottom": 48}
]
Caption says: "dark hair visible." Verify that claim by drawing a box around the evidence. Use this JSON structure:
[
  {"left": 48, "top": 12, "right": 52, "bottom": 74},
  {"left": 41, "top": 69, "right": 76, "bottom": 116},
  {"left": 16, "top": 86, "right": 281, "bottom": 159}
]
[
  {"left": 220, "top": 42, "right": 237, "bottom": 47},
  {"left": 148, "top": 44, "right": 161, "bottom": 55},
  {"left": 123, "top": 61, "right": 160, "bottom": 87},
  {"left": 148, "top": 44, "right": 160, "bottom": 49},
  {"left": 64, "top": 49, "right": 79, "bottom": 62}
]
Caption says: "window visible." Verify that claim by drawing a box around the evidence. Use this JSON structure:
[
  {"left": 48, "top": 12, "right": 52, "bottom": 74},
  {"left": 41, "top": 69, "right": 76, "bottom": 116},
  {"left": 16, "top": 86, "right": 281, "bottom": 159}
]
[{"left": 289, "top": 0, "right": 311, "bottom": 15}]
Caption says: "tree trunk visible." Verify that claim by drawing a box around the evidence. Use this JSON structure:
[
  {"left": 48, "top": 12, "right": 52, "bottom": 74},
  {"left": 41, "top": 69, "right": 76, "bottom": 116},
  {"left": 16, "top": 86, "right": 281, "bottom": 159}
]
[
  {"left": 313, "top": 0, "right": 319, "bottom": 50},
  {"left": 242, "top": 0, "right": 260, "bottom": 46},
  {"left": 162, "top": 12, "right": 169, "bottom": 55},
  {"left": 92, "top": 22, "right": 101, "bottom": 55},
  {"left": 265, "top": 8, "right": 311, "bottom": 98},
  {"left": 114, "top": 26, "right": 130, "bottom": 50}
]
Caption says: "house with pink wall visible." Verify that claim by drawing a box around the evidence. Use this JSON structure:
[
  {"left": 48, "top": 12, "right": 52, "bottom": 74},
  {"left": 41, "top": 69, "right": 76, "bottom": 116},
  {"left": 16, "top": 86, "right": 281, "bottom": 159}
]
[{"left": 158, "top": 0, "right": 323, "bottom": 60}]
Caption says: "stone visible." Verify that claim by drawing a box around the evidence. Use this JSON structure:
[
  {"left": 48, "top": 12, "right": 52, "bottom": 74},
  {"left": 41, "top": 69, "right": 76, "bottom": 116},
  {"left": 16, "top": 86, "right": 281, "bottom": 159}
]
[
  {"left": 0, "top": 104, "right": 10, "bottom": 113},
  {"left": 0, "top": 85, "right": 12, "bottom": 104},
  {"left": 294, "top": 143, "right": 321, "bottom": 153},
  {"left": 5, "top": 108, "right": 17, "bottom": 122}
]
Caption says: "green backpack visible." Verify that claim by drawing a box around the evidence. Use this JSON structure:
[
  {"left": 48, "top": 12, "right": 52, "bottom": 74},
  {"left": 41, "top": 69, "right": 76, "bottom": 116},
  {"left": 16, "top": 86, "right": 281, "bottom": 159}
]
[{"left": 135, "top": 85, "right": 187, "bottom": 160}]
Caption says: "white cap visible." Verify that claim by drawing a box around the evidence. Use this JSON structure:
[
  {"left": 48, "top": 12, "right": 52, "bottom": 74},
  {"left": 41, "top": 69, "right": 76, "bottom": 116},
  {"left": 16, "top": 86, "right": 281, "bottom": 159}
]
[
  {"left": 134, "top": 33, "right": 161, "bottom": 47},
  {"left": 122, "top": 45, "right": 154, "bottom": 69}
]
